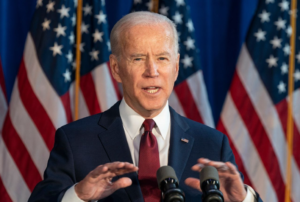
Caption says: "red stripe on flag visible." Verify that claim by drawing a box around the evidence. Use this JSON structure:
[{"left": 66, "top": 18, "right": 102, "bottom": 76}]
[
  {"left": 0, "top": 177, "right": 12, "bottom": 202},
  {"left": 18, "top": 60, "right": 55, "bottom": 150},
  {"left": 80, "top": 72, "right": 101, "bottom": 115},
  {"left": 275, "top": 99, "right": 300, "bottom": 170},
  {"left": 0, "top": 58, "right": 7, "bottom": 100},
  {"left": 2, "top": 114, "right": 42, "bottom": 191},
  {"left": 107, "top": 62, "right": 122, "bottom": 100},
  {"left": 230, "top": 72, "right": 285, "bottom": 201},
  {"left": 217, "top": 120, "right": 253, "bottom": 188},
  {"left": 60, "top": 91, "right": 73, "bottom": 123},
  {"left": 174, "top": 80, "right": 204, "bottom": 123}
]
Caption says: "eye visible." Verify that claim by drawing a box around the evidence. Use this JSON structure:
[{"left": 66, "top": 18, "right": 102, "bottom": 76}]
[
  {"left": 134, "top": 58, "right": 142, "bottom": 61},
  {"left": 158, "top": 57, "right": 167, "bottom": 60}
]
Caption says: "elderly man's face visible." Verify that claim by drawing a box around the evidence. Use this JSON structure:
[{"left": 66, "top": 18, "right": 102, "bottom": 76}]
[{"left": 110, "top": 23, "right": 179, "bottom": 118}]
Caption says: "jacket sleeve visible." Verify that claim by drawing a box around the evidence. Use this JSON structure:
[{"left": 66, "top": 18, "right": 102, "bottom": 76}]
[{"left": 28, "top": 128, "right": 76, "bottom": 202}]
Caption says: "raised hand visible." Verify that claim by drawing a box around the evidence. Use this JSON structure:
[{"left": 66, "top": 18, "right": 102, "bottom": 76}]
[
  {"left": 75, "top": 162, "right": 138, "bottom": 201},
  {"left": 185, "top": 158, "right": 247, "bottom": 202}
]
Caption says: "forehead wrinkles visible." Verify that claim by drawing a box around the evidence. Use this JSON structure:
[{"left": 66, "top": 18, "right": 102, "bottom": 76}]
[{"left": 121, "top": 23, "right": 174, "bottom": 54}]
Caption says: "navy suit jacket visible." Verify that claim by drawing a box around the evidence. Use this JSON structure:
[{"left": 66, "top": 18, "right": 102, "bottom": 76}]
[{"left": 28, "top": 101, "right": 262, "bottom": 202}]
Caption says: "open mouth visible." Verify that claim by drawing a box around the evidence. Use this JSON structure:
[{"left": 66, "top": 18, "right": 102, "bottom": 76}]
[{"left": 143, "top": 87, "right": 160, "bottom": 94}]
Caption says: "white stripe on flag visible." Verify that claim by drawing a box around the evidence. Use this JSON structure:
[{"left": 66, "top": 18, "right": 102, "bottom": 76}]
[
  {"left": 187, "top": 70, "right": 214, "bottom": 127},
  {"left": 0, "top": 136, "right": 31, "bottom": 202},
  {"left": 292, "top": 89, "right": 300, "bottom": 132},
  {"left": 9, "top": 80, "right": 49, "bottom": 176},
  {"left": 0, "top": 86, "right": 7, "bottom": 131},
  {"left": 92, "top": 63, "right": 118, "bottom": 111},
  {"left": 169, "top": 91, "right": 186, "bottom": 117},
  {"left": 78, "top": 88, "right": 90, "bottom": 119},
  {"left": 24, "top": 34, "right": 67, "bottom": 128},
  {"left": 221, "top": 93, "right": 277, "bottom": 202}
]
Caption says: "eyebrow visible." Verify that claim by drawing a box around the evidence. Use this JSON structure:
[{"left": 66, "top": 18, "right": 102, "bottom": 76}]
[
  {"left": 130, "top": 54, "right": 147, "bottom": 58},
  {"left": 130, "top": 52, "right": 171, "bottom": 58},
  {"left": 155, "top": 52, "right": 171, "bottom": 57}
]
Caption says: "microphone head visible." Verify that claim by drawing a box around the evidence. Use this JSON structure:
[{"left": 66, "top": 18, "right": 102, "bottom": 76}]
[
  {"left": 156, "top": 166, "right": 178, "bottom": 189},
  {"left": 200, "top": 166, "right": 219, "bottom": 188}
]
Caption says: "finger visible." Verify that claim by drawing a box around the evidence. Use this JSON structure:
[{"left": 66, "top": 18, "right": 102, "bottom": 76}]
[
  {"left": 191, "top": 161, "right": 226, "bottom": 172},
  {"left": 191, "top": 163, "right": 205, "bottom": 172},
  {"left": 92, "top": 162, "right": 138, "bottom": 177},
  {"left": 105, "top": 162, "right": 137, "bottom": 173},
  {"left": 111, "top": 177, "right": 133, "bottom": 191},
  {"left": 224, "top": 162, "right": 239, "bottom": 175},
  {"left": 195, "top": 159, "right": 233, "bottom": 173},
  {"left": 184, "top": 178, "right": 201, "bottom": 192}
]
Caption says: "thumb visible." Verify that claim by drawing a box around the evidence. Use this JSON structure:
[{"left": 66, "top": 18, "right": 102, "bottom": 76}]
[
  {"left": 185, "top": 177, "right": 202, "bottom": 192},
  {"left": 112, "top": 177, "right": 132, "bottom": 191}
]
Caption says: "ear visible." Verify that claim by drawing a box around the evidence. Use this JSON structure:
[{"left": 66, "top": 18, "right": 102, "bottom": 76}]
[{"left": 109, "top": 54, "right": 122, "bottom": 83}]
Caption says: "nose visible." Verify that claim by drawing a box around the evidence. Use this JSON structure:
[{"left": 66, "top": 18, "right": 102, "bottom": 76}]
[{"left": 144, "top": 57, "right": 159, "bottom": 77}]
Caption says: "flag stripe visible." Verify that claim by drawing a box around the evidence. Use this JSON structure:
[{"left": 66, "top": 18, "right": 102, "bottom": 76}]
[
  {"left": 0, "top": 59, "right": 6, "bottom": 100},
  {"left": 230, "top": 72, "right": 285, "bottom": 201},
  {"left": 235, "top": 44, "right": 300, "bottom": 202},
  {"left": 220, "top": 93, "right": 278, "bottom": 201},
  {"left": 0, "top": 87, "right": 7, "bottom": 131},
  {"left": 0, "top": 177, "right": 12, "bottom": 202},
  {"left": 168, "top": 91, "right": 186, "bottom": 117},
  {"left": 92, "top": 63, "right": 119, "bottom": 111},
  {"left": 293, "top": 90, "right": 300, "bottom": 132},
  {"left": 0, "top": 136, "right": 31, "bottom": 202},
  {"left": 18, "top": 60, "right": 55, "bottom": 150},
  {"left": 186, "top": 71, "right": 214, "bottom": 127},
  {"left": 275, "top": 99, "right": 300, "bottom": 170},
  {"left": 60, "top": 91, "right": 73, "bottom": 123},
  {"left": 80, "top": 72, "right": 101, "bottom": 115},
  {"left": 9, "top": 79, "right": 49, "bottom": 176},
  {"left": 106, "top": 62, "right": 122, "bottom": 100},
  {"left": 2, "top": 115, "right": 42, "bottom": 191},
  {"left": 79, "top": 89, "right": 91, "bottom": 119},
  {"left": 237, "top": 45, "right": 287, "bottom": 178},
  {"left": 217, "top": 120, "right": 253, "bottom": 188},
  {"left": 174, "top": 80, "right": 204, "bottom": 124},
  {"left": 24, "top": 34, "right": 67, "bottom": 128}
]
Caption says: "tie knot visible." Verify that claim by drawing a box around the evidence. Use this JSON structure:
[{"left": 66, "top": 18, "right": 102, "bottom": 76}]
[{"left": 143, "top": 119, "right": 155, "bottom": 132}]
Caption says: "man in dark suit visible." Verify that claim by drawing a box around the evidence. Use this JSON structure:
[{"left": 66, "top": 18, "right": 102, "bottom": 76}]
[{"left": 29, "top": 11, "right": 261, "bottom": 202}]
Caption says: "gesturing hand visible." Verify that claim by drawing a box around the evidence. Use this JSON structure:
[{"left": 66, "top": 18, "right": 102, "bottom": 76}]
[
  {"left": 75, "top": 162, "right": 138, "bottom": 202},
  {"left": 185, "top": 158, "right": 247, "bottom": 202}
]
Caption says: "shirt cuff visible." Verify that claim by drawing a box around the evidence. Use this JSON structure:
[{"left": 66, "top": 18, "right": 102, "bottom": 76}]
[
  {"left": 242, "top": 184, "right": 257, "bottom": 202},
  {"left": 61, "top": 184, "right": 98, "bottom": 202}
]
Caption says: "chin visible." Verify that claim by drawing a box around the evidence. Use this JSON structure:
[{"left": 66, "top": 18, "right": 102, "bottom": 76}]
[{"left": 142, "top": 99, "right": 166, "bottom": 112}]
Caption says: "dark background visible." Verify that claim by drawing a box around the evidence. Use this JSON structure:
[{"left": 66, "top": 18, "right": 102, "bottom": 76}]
[{"left": 0, "top": 0, "right": 259, "bottom": 124}]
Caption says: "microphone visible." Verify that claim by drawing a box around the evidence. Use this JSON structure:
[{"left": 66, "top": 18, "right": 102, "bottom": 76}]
[
  {"left": 200, "top": 166, "right": 224, "bottom": 202},
  {"left": 156, "top": 166, "right": 185, "bottom": 202}
]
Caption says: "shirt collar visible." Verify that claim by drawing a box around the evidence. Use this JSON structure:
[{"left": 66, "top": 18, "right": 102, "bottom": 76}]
[{"left": 119, "top": 99, "right": 170, "bottom": 140}]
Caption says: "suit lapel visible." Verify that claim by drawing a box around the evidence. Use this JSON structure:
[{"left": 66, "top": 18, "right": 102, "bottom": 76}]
[
  {"left": 97, "top": 102, "right": 144, "bottom": 202},
  {"left": 168, "top": 107, "right": 194, "bottom": 182}
]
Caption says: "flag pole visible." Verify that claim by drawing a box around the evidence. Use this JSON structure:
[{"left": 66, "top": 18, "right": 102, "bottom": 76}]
[
  {"left": 285, "top": 0, "right": 297, "bottom": 201},
  {"left": 74, "top": 0, "right": 83, "bottom": 121},
  {"left": 152, "top": 0, "right": 159, "bottom": 13}
]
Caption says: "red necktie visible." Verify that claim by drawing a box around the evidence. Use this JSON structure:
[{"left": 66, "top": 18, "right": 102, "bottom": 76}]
[{"left": 138, "top": 119, "right": 161, "bottom": 202}]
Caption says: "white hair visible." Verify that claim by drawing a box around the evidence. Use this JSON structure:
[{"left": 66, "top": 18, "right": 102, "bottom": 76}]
[{"left": 110, "top": 11, "right": 179, "bottom": 57}]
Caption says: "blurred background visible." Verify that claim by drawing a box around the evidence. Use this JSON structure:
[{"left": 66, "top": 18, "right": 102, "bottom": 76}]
[{"left": 0, "top": 0, "right": 299, "bottom": 202}]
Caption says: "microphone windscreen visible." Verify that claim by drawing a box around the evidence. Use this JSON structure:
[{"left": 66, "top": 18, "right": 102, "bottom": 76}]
[
  {"left": 199, "top": 166, "right": 219, "bottom": 183},
  {"left": 156, "top": 166, "right": 178, "bottom": 189}
]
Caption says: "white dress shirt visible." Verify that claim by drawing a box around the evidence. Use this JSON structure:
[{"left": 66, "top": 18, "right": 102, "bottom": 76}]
[{"left": 62, "top": 99, "right": 256, "bottom": 202}]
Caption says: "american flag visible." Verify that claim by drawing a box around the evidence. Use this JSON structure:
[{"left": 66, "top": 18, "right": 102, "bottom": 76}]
[
  {"left": 0, "top": 57, "right": 9, "bottom": 201},
  {"left": 132, "top": 0, "right": 214, "bottom": 128},
  {"left": 0, "top": 0, "right": 120, "bottom": 201},
  {"left": 217, "top": 0, "right": 300, "bottom": 201}
]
